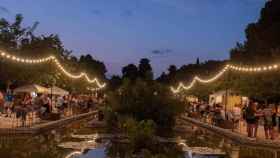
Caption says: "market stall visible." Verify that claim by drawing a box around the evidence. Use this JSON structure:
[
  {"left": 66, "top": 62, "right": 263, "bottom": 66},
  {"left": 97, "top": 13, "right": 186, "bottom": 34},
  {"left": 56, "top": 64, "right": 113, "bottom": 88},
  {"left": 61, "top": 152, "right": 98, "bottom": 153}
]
[
  {"left": 48, "top": 86, "right": 69, "bottom": 96},
  {"left": 209, "top": 90, "right": 248, "bottom": 110}
]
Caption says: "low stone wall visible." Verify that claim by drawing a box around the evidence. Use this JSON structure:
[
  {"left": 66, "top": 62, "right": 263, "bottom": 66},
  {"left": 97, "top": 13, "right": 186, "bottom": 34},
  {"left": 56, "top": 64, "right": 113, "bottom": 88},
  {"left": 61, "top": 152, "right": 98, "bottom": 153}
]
[
  {"left": 180, "top": 116, "right": 280, "bottom": 149},
  {"left": 0, "top": 111, "right": 97, "bottom": 135}
]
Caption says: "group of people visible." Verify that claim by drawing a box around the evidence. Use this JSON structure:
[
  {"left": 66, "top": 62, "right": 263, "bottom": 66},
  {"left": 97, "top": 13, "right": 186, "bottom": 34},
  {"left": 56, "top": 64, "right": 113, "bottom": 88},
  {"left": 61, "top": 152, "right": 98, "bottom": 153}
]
[
  {"left": 186, "top": 101, "right": 280, "bottom": 140},
  {"left": 0, "top": 90, "right": 102, "bottom": 127},
  {"left": 243, "top": 103, "right": 279, "bottom": 140}
]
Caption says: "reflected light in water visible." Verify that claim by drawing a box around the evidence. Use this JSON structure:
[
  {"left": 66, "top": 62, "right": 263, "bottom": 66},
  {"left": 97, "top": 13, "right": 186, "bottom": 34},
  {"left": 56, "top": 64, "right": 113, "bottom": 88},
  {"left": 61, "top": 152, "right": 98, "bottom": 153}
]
[{"left": 65, "top": 151, "right": 83, "bottom": 158}]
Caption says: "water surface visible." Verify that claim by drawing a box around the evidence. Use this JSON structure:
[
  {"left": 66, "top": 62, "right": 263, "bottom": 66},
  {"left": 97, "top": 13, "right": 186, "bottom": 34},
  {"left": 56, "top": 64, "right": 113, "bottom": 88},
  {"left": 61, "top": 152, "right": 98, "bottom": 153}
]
[{"left": 0, "top": 119, "right": 278, "bottom": 158}]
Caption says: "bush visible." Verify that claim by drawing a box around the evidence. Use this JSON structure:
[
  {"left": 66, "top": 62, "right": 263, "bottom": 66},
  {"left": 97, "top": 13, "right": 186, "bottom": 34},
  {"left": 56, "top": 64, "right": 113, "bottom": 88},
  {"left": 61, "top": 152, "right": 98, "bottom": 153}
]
[{"left": 106, "top": 79, "right": 185, "bottom": 134}]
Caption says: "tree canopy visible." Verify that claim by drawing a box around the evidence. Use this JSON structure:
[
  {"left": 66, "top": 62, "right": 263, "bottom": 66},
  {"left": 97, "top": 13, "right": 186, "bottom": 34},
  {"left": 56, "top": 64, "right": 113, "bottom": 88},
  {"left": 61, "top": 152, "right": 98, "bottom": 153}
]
[{"left": 0, "top": 14, "right": 107, "bottom": 92}]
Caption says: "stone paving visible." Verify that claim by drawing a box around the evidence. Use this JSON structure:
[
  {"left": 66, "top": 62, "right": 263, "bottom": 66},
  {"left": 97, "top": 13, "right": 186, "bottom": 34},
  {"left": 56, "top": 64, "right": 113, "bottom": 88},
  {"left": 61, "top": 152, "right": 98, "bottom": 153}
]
[
  {"left": 180, "top": 116, "right": 280, "bottom": 149},
  {"left": 236, "top": 120, "right": 280, "bottom": 141}
]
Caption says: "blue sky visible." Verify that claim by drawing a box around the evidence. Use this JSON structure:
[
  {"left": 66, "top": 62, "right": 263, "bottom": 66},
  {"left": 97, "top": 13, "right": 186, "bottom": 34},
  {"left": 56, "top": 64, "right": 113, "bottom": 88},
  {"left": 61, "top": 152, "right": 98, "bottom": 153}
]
[{"left": 0, "top": 0, "right": 265, "bottom": 76}]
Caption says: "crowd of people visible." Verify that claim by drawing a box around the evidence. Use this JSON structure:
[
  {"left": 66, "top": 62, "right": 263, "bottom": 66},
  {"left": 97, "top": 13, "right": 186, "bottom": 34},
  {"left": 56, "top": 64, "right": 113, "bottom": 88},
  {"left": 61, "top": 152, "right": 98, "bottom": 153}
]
[
  {"left": 0, "top": 89, "right": 103, "bottom": 127},
  {"left": 186, "top": 101, "right": 280, "bottom": 140}
]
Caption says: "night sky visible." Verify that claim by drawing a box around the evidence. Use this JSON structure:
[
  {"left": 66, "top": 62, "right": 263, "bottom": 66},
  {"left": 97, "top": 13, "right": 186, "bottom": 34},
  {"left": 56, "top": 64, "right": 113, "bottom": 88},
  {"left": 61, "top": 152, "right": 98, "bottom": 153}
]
[{"left": 0, "top": 0, "right": 265, "bottom": 76}]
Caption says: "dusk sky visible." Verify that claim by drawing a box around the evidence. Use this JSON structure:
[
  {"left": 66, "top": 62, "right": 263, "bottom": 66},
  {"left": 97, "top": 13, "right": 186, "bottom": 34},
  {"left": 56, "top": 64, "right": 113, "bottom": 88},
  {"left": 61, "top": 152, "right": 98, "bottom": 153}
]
[{"left": 0, "top": 0, "right": 265, "bottom": 76}]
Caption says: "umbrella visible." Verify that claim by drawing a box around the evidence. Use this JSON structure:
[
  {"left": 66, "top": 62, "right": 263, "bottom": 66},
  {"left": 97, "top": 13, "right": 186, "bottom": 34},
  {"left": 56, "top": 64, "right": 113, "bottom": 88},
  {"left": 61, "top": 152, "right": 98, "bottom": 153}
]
[
  {"left": 14, "top": 84, "right": 50, "bottom": 94},
  {"left": 48, "top": 86, "right": 69, "bottom": 96}
]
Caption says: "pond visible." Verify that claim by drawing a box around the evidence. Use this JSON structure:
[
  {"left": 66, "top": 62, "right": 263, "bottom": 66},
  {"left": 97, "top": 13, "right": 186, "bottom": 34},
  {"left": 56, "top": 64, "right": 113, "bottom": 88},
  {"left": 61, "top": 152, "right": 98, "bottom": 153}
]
[{"left": 0, "top": 119, "right": 279, "bottom": 158}]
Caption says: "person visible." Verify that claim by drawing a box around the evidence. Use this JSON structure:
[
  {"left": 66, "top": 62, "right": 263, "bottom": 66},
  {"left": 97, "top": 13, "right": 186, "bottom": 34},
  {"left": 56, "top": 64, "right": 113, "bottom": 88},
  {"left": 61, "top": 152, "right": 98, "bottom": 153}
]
[
  {"left": 254, "top": 103, "right": 263, "bottom": 138},
  {"left": 62, "top": 96, "right": 69, "bottom": 116},
  {"left": 56, "top": 96, "right": 64, "bottom": 112},
  {"left": 245, "top": 103, "right": 257, "bottom": 138},
  {"left": 87, "top": 97, "right": 95, "bottom": 111},
  {"left": 263, "top": 104, "right": 274, "bottom": 139},
  {"left": 277, "top": 104, "right": 280, "bottom": 133},
  {"left": 22, "top": 94, "right": 32, "bottom": 106},
  {"left": 220, "top": 106, "right": 226, "bottom": 121},
  {"left": 232, "top": 104, "right": 242, "bottom": 130},
  {"left": 272, "top": 105, "right": 277, "bottom": 137},
  {"left": 4, "top": 89, "right": 13, "bottom": 117},
  {"left": 0, "top": 91, "right": 4, "bottom": 115},
  {"left": 15, "top": 94, "right": 30, "bottom": 127},
  {"left": 213, "top": 104, "right": 224, "bottom": 127},
  {"left": 41, "top": 94, "right": 51, "bottom": 115}
]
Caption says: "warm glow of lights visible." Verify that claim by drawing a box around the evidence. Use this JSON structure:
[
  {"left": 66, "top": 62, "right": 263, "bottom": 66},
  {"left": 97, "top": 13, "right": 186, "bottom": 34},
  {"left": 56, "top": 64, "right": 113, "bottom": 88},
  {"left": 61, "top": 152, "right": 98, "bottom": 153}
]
[
  {"left": 171, "top": 63, "right": 280, "bottom": 93},
  {"left": 0, "top": 50, "right": 106, "bottom": 89}
]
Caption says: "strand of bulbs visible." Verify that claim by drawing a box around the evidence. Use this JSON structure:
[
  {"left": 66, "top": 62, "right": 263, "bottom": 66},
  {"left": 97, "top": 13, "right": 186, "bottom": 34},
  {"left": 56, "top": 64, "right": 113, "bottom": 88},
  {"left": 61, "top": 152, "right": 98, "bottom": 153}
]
[
  {"left": 0, "top": 50, "right": 106, "bottom": 89},
  {"left": 171, "top": 64, "right": 279, "bottom": 94}
]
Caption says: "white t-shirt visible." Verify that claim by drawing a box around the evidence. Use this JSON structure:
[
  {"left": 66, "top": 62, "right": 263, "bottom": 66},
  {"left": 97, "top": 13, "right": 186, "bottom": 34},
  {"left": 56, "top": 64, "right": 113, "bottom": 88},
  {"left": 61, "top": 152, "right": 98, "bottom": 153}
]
[{"left": 57, "top": 97, "right": 64, "bottom": 107}]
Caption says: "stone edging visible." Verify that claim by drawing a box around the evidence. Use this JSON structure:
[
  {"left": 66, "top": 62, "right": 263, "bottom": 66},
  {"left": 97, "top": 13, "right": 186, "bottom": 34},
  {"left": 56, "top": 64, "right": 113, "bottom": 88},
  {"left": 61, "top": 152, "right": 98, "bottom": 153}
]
[
  {"left": 0, "top": 111, "right": 97, "bottom": 135},
  {"left": 180, "top": 116, "right": 280, "bottom": 149}
]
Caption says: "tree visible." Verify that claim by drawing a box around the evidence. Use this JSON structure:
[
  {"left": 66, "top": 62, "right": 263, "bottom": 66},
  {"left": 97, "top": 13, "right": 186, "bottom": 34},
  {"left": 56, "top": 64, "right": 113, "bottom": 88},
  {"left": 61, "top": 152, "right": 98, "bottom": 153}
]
[
  {"left": 168, "top": 65, "right": 177, "bottom": 75},
  {"left": 228, "top": 0, "right": 280, "bottom": 102},
  {"left": 196, "top": 57, "right": 200, "bottom": 65},
  {"left": 0, "top": 14, "right": 107, "bottom": 92},
  {"left": 106, "top": 79, "right": 185, "bottom": 132},
  {"left": 109, "top": 75, "right": 122, "bottom": 91},
  {"left": 138, "top": 58, "right": 153, "bottom": 80},
  {"left": 157, "top": 72, "right": 168, "bottom": 84},
  {"left": 231, "top": 0, "right": 280, "bottom": 64},
  {"left": 122, "top": 64, "right": 138, "bottom": 81},
  {"left": 79, "top": 54, "right": 107, "bottom": 80}
]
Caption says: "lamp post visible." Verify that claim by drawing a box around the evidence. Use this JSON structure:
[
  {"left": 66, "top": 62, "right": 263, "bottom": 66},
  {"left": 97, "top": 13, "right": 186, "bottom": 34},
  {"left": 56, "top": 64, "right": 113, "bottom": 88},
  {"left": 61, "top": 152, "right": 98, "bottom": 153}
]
[
  {"left": 225, "top": 67, "right": 230, "bottom": 120},
  {"left": 49, "top": 60, "right": 56, "bottom": 110}
]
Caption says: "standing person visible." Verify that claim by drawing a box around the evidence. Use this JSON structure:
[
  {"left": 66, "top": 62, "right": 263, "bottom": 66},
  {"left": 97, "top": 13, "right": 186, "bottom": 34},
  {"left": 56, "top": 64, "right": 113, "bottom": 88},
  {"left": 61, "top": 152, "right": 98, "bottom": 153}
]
[
  {"left": 87, "top": 97, "right": 94, "bottom": 111},
  {"left": 263, "top": 105, "right": 274, "bottom": 139},
  {"left": 254, "top": 103, "right": 263, "bottom": 138},
  {"left": 232, "top": 104, "right": 242, "bottom": 130},
  {"left": 56, "top": 96, "right": 64, "bottom": 113},
  {"left": 33, "top": 94, "right": 42, "bottom": 120},
  {"left": 4, "top": 89, "right": 13, "bottom": 117},
  {"left": 0, "top": 91, "right": 4, "bottom": 115},
  {"left": 62, "top": 96, "right": 69, "bottom": 116},
  {"left": 272, "top": 105, "right": 277, "bottom": 138},
  {"left": 245, "top": 103, "right": 257, "bottom": 138},
  {"left": 213, "top": 104, "right": 224, "bottom": 127},
  {"left": 42, "top": 94, "right": 51, "bottom": 115},
  {"left": 23, "top": 94, "right": 32, "bottom": 106},
  {"left": 205, "top": 104, "right": 211, "bottom": 123},
  {"left": 276, "top": 104, "right": 280, "bottom": 133},
  {"left": 220, "top": 105, "right": 226, "bottom": 121}
]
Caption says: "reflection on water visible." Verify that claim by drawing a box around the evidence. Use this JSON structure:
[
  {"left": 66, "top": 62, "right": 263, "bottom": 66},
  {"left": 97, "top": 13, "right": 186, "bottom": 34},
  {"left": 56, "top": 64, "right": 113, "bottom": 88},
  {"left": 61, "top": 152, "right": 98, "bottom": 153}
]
[
  {"left": 0, "top": 120, "right": 279, "bottom": 158},
  {"left": 65, "top": 151, "right": 83, "bottom": 158}
]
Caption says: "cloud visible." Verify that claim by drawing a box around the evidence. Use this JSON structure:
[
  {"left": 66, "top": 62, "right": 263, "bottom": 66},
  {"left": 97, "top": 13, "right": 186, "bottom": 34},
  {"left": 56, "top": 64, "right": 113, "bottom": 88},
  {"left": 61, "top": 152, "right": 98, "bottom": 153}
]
[
  {"left": 151, "top": 49, "right": 172, "bottom": 55},
  {"left": 91, "top": 9, "right": 134, "bottom": 17},
  {"left": 91, "top": 9, "right": 102, "bottom": 15},
  {"left": 121, "top": 10, "right": 134, "bottom": 17},
  {"left": 150, "top": 0, "right": 198, "bottom": 16},
  {"left": 0, "top": 6, "right": 10, "bottom": 14}
]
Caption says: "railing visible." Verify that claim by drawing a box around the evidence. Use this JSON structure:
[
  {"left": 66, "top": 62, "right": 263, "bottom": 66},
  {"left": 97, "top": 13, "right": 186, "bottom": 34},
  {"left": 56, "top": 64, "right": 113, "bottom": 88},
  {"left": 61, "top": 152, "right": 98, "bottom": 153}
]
[{"left": 0, "top": 102, "right": 99, "bottom": 129}]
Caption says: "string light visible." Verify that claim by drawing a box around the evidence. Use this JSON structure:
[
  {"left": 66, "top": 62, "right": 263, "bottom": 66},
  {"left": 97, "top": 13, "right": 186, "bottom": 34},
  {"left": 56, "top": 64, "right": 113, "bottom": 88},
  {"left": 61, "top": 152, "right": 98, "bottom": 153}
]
[
  {"left": 0, "top": 50, "right": 106, "bottom": 89},
  {"left": 171, "top": 63, "right": 279, "bottom": 94}
]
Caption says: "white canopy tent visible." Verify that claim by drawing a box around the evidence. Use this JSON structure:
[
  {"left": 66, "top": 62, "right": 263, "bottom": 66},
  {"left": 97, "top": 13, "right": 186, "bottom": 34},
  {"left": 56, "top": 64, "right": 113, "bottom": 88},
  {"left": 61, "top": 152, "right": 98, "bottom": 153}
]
[
  {"left": 14, "top": 84, "right": 50, "bottom": 94},
  {"left": 48, "top": 86, "right": 69, "bottom": 96},
  {"left": 209, "top": 90, "right": 249, "bottom": 110},
  {"left": 185, "top": 95, "right": 198, "bottom": 103}
]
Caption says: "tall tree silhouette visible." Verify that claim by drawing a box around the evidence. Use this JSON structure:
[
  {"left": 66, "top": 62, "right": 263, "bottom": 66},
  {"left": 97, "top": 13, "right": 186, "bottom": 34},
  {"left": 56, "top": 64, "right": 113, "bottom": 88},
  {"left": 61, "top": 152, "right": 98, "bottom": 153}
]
[
  {"left": 138, "top": 58, "right": 153, "bottom": 80},
  {"left": 122, "top": 64, "right": 138, "bottom": 81},
  {"left": 231, "top": 0, "right": 280, "bottom": 64}
]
